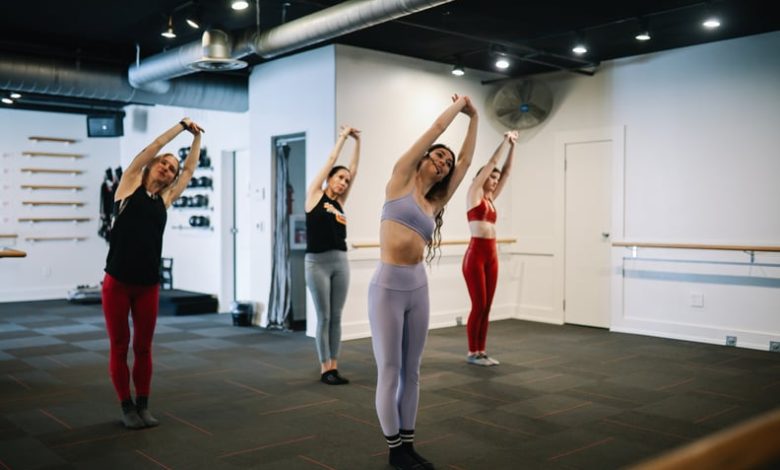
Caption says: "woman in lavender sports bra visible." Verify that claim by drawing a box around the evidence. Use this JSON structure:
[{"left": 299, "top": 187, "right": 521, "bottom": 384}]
[
  {"left": 462, "top": 130, "right": 517, "bottom": 367},
  {"left": 369, "top": 95, "right": 478, "bottom": 470}
]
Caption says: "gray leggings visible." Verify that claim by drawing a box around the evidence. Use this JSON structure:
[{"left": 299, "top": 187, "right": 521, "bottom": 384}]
[
  {"left": 368, "top": 262, "right": 429, "bottom": 436},
  {"left": 305, "top": 250, "right": 350, "bottom": 363}
]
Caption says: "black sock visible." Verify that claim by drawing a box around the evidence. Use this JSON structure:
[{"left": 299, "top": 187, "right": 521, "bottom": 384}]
[
  {"left": 386, "top": 434, "right": 422, "bottom": 470},
  {"left": 400, "top": 429, "right": 434, "bottom": 469},
  {"left": 121, "top": 398, "right": 135, "bottom": 413},
  {"left": 136, "top": 396, "right": 149, "bottom": 410}
]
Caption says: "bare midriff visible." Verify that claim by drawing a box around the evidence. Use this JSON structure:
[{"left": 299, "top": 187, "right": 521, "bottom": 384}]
[
  {"left": 380, "top": 220, "right": 427, "bottom": 265},
  {"left": 468, "top": 220, "right": 496, "bottom": 239}
]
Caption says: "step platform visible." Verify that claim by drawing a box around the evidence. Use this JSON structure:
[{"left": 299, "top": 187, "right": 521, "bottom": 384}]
[{"left": 67, "top": 286, "right": 218, "bottom": 316}]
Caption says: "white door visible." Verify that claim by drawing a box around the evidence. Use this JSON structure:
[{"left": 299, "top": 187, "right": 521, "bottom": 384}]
[
  {"left": 564, "top": 140, "right": 612, "bottom": 327},
  {"left": 234, "top": 149, "right": 252, "bottom": 301}
]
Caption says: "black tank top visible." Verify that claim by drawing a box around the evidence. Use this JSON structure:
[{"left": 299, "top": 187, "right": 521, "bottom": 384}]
[
  {"left": 105, "top": 185, "right": 167, "bottom": 285},
  {"left": 306, "top": 193, "right": 347, "bottom": 253}
]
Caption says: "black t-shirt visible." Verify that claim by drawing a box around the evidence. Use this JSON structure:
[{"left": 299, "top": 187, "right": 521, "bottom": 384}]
[
  {"left": 306, "top": 193, "right": 347, "bottom": 253},
  {"left": 105, "top": 186, "right": 167, "bottom": 285}
]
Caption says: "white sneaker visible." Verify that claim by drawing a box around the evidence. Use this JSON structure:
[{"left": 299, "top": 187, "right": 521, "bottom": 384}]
[
  {"left": 467, "top": 354, "right": 493, "bottom": 366},
  {"left": 481, "top": 353, "right": 500, "bottom": 366}
]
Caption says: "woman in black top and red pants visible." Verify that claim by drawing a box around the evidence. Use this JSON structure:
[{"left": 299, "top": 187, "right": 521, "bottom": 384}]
[
  {"left": 103, "top": 118, "right": 203, "bottom": 429},
  {"left": 304, "top": 126, "right": 360, "bottom": 385}
]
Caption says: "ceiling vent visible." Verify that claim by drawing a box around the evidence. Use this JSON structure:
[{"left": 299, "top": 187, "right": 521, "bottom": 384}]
[{"left": 188, "top": 30, "right": 247, "bottom": 71}]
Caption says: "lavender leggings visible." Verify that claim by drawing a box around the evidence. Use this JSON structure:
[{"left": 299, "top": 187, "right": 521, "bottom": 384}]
[{"left": 368, "top": 262, "right": 430, "bottom": 436}]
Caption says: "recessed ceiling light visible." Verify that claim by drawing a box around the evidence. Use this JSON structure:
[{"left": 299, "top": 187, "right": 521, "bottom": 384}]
[
  {"left": 451, "top": 65, "right": 465, "bottom": 76},
  {"left": 635, "top": 32, "right": 651, "bottom": 41},
  {"left": 1, "top": 98, "right": 13, "bottom": 104},
  {"left": 702, "top": 17, "right": 721, "bottom": 29},
  {"left": 572, "top": 44, "right": 588, "bottom": 55},
  {"left": 10, "top": 92, "right": 22, "bottom": 99},
  {"left": 495, "top": 58, "right": 510, "bottom": 69},
  {"left": 231, "top": 0, "right": 249, "bottom": 10}
]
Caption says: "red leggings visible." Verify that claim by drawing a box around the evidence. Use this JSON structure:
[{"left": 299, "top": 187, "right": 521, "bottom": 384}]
[
  {"left": 462, "top": 237, "right": 498, "bottom": 352},
  {"left": 101, "top": 273, "right": 159, "bottom": 401}
]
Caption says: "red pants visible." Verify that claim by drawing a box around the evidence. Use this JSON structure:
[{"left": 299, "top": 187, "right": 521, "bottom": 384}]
[
  {"left": 462, "top": 238, "right": 498, "bottom": 352},
  {"left": 101, "top": 273, "right": 159, "bottom": 401}
]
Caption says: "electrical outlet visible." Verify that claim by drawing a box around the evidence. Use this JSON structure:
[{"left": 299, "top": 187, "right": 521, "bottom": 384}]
[
  {"left": 726, "top": 336, "right": 737, "bottom": 347},
  {"left": 456, "top": 316, "right": 463, "bottom": 327},
  {"left": 770, "top": 341, "right": 780, "bottom": 352},
  {"left": 689, "top": 292, "right": 704, "bottom": 308}
]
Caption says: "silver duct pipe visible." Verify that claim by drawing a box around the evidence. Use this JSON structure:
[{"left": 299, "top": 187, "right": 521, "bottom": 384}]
[
  {"left": 246, "top": 0, "right": 454, "bottom": 59},
  {"left": 0, "top": 52, "right": 248, "bottom": 112},
  {"left": 129, "top": 0, "right": 454, "bottom": 89}
]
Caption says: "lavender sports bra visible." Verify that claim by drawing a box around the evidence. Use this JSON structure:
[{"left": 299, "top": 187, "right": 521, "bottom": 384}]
[{"left": 381, "top": 192, "right": 434, "bottom": 244}]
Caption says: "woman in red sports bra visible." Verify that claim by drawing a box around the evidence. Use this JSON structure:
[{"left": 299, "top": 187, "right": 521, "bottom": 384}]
[{"left": 462, "top": 130, "right": 517, "bottom": 366}]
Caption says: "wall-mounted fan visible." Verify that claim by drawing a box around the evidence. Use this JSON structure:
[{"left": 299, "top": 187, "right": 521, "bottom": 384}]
[{"left": 489, "top": 79, "right": 553, "bottom": 129}]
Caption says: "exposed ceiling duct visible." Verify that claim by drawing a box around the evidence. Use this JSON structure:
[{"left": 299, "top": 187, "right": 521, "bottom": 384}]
[
  {"left": 128, "top": 0, "right": 454, "bottom": 90},
  {"left": 0, "top": 52, "right": 248, "bottom": 112}
]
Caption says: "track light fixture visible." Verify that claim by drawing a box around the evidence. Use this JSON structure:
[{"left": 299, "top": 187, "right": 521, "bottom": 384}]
[
  {"left": 1, "top": 97, "right": 13, "bottom": 105},
  {"left": 186, "top": 13, "right": 201, "bottom": 29},
  {"left": 161, "top": 16, "right": 176, "bottom": 38},
  {"left": 495, "top": 57, "right": 510, "bottom": 69},
  {"left": 635, "top": 18, "right": 651, "bottom": 41},
  {"left": 451, "top": 64, "right": 465, "bottom": 76},
  {"left": 572, "top": 33, "right": 588, "bottom": 55},
  {"left": 231, "top": 0, "right": 249, "bottom": 10},
  {"left": 10, "top": 92, "right": 22, "bottom": 99}
]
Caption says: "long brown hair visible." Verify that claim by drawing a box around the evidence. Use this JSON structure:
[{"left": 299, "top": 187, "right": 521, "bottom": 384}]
[{"left": 420, "top": 144, "right": 455, "bottom": 265}]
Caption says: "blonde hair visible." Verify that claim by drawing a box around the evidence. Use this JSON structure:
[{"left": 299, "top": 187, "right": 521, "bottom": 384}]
[{"left": 142, "top": 153, "right": 180, "bottom": 189}]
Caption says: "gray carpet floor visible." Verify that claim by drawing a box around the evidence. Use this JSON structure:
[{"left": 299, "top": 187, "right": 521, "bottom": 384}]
[{"left": 1, "top": 300, "right": 778, "bottom": 469}]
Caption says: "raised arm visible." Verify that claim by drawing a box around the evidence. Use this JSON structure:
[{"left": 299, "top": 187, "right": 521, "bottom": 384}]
[
  {"left": 114, "top": 118, "right": 199, "bottom": 201},
  {"left": 340, "top": 128, "right": 361, "bottom": 204},
  {"left": 386, "top": 95, "right": 470, "bottom": 197},
  {"left": 435, "top": 95, "right": 479, "bottom": 207},
  {"left": 467, "top": 130, "right": 515, "bottom": 207},
  {"left": 492, "top": 130, "right": 517, "bottom": 200},
  {"left": 305, "top": 126, "right": 359, "bottom": 212},
  {"left": 163, "top": 119, "right": 204, "bottom": 207}
]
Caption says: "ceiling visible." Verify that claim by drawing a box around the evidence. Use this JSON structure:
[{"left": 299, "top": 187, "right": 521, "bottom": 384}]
[{"left": 0, "top": 0, "right": 777, "bottom": 112}]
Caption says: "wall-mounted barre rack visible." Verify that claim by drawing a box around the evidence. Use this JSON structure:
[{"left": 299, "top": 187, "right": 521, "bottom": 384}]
[
  {"left": 19, "top": 217, "right": 91, "bottom": 223},
  {"left": 28, "top": 136, "right": 78, "bottom": 144},
  {"left": 25, "top": 236, "right": 87, "bottom": 242},
  {"left": 22, "top": 201, "right": 86, "bottom": 207},
  {"left": 21, "top": 184, "right": 84, "bottom": 190},
  {"left": 22, "top": 151, "right": 84, "bottom": 158},
  {"left": 21, "top": 168, "right": 84, "bottom": 174}
]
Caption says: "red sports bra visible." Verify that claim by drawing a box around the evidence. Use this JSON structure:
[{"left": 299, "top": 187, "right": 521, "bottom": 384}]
[{"left": 466, "top": 198, "right": 497, "bottom": 223}]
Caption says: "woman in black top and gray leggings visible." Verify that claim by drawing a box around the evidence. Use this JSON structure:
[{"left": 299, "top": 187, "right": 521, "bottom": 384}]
[{"left": 305, "top": 126, "right": 361, "bottom": 384}]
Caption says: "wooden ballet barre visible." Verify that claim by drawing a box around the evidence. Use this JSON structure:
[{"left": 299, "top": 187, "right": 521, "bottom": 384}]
[
  {"left": 22, "top": 151, "right": 84, "bottom": 158},
  {"left": 19, "top": 217, "right": 91, "bottom": 223},
  {"left": 351, "top": 238, "right": 517, "bottom": 249},
  {"left": 613, "top": 241, "right": 780, "bottom": 253},
  {"left": 21, "top": 184, "right": 84, "bottom": 190},
  {"left": 0, "top": 247, "right": 27, "bottom": 258},
  {"left": 21, "top": 168, "right": 84, "bottom": 174},
  {"left": 629, "top": 408, "right": 780, "bottom": 470},
  {"left": 22, "top": 201, "right": 86, "bottom": 206},
  {"left": 0, "top": 234, "right": 18, "bottom": 239},
  {"left": 28, "top": 136, "right": 78, "bottom": 144}
]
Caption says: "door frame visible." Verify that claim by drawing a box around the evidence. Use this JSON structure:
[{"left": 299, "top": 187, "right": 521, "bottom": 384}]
[{"left": 553, "top": 126, "right": 625, "bottom": 327}]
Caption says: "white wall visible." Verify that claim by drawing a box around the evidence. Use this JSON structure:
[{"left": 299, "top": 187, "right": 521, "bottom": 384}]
[
  {"left": 0, "top": 109, "right": 119, "bottom": 301},
  {"left": 507, "top": 31, "right": 780, "bottom": 349},
  {"left": 246, "top": 46, "right": 336, "bottom": 327},
  {"left": 120, "top": 105, "right": 249, "bottom": 307}
]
